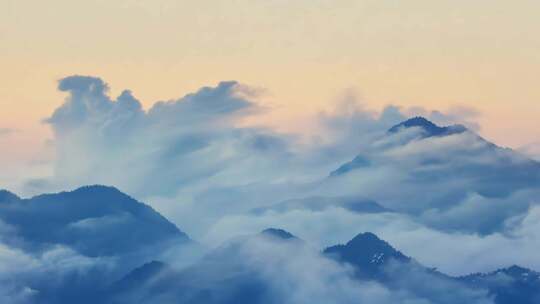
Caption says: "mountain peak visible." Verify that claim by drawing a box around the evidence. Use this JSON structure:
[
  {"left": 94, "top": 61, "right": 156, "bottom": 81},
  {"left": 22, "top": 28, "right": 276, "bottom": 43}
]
[
  {"left": 30, "top": 184, "right": 128, "bottom": 202},
  {"left": 72, "top": 184, "right": 125, "bottom": 196},
  {"left": 348, "top": 232, "right": 383, "bottom": 244},
  {"left": 260, "top": 228, "right": 297, "bottom": 240},
  {"left": 324, "top": 232, "right": 410, "bottom": 278},
  {"left": 500, "top": 265, "right": 539, "bottom": 277},
  {"left": 344, "top": 232, "right": 407, "bottom": 260},
  {"left": 392, "top": 116, "right": 436, "bottom": 129},
  {"left": 388, "top": 116, "right": 467, "bottom": 138}
]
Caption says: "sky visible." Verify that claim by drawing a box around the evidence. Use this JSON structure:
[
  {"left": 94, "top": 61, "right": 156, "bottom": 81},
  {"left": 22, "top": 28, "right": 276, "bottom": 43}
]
[
  {"left": 2, "top": 3, "right": 540, "bottom": 302},
  {"left": 2, "top": 0, "right": 540, "bottom": 161}
]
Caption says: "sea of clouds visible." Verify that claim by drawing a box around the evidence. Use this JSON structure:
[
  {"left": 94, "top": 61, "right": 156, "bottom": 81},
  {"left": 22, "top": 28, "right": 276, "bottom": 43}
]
[{"left": 1, "top": 75, "right": 539, "bottom": 303}]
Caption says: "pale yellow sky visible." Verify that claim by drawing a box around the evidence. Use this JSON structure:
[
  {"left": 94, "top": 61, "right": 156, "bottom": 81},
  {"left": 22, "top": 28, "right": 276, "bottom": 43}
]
[{"left": 1, "top": 0, "right": 540, "bottom": 162}]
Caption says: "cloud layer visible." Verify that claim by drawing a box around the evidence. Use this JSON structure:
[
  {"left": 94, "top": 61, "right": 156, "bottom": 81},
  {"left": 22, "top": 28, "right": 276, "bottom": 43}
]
[
  {"left": 2, "top": 75, "right": 540, "bottom": 303},
  {"left": 34, "top": 76, "right": 540, "bottom": 265}
]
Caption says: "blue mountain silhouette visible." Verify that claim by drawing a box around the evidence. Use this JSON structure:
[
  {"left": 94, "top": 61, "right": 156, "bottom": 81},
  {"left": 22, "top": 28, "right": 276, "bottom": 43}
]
[
  {"left": 260, "top": 228, "right": 298, "bottom": 240},
  {"left": 63, "top": 225, "right": 538, "bottom": 304},
  {"left": 0, "top": 189, "right": 20, "bottom": 203},
  {"left": 0, "top": 185, "right": 189, "bottom": 257},
  {"left": 109, "top": 260, "right": 168, "bottom": 294},
  {"left": 387, "top": 116, "right": 467, "bottom": 137},
  {"left": 107, "top": 228, "right": 300, "bottom": 304},
  {"left": 324, "top": 232, "right": 540, "bottom": 304},
  {"left": 324, "top": 232, "right": 412, "bottom": 279},
  {"left": 459, "top": 265, "right": 540, "bottom": 304},
  {"left": 3, "top": 183, "right": 539, "bottom": 304},
  {"left": 331, "top": 116, "right": 469, "bottom": 176},
  {"left": 329, "top": 117, "right": 540, "bottom": 235}
]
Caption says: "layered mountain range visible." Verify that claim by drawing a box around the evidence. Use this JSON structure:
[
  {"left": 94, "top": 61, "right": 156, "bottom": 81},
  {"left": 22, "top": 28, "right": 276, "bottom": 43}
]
[
  {"left": 1, "top": 117, "right": 539, "bottom": 303},
  {"left": 0, "top": 184, "right": 538, "bottom": 304},
  {"left": 108, "top": 228, "right": 540, "bottom": 304}
]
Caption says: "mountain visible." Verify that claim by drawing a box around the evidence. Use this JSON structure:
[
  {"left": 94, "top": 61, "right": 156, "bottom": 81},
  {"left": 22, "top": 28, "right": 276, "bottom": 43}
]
[
  {"left": 104, "top": 230, "right": 540, "bottom": 304},
  {"left": 323, "top": 232, "right": 412, "bottom": 279},
  {"left": 331, "top": 116, "right": 469, "bottom": 176},
  {"left": 260, "top": 228, "right": 297, "bottom": 240},
  {"left": 324, "top": 232, "right": 540, "bottom": 304},
  {"left": 3, "top": 183, "right": 537, "bottom": 304},
  {"left": 111, "top": 228, "right": 300, "bottom": 291},
  {"left": 328, "top": 117, "right": 540, "bottom": 235},
  {"left": 106, "top": 228, "right": 302, "bottom": 304},
  {"left": 0, "top": 189, "right": 20, "bottom": 203},
  {"left": 109, "top": 261, "right": 168, "bottom": 294},
  {"left": 459, "top": 265, "right": 540, "bottom": 304},
  {"left": 329, "top": 155, "right": 371, "bottom": 176},
  {"left": 0, "top": 185, "right": 190, "bottom": 257},
  {"left": 387, "top": 116, "right": 467, "bottom": 138}
]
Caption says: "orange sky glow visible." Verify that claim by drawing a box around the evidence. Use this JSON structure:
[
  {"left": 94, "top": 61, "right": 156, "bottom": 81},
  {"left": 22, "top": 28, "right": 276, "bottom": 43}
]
[{"left": 2, "top": 0, "right": 540, "bottom": 169}]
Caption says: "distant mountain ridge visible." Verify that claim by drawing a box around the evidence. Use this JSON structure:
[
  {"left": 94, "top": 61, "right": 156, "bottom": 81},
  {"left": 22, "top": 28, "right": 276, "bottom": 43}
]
[
  {"left": 260, "top": 228, "right": 298, "bottom": 240},
  {"left": 459, "top": 265, "right": 540, "bottom": 304},
  {"left": 0, "top": 189, "right": 20, "bottom": 202},
  {"left": 0, "top": 185, "right": 190, "bottom": 257},
  {"left": 324, "top": 232, "right": 411, "bottom": 279},
  {"left": 109, "top": 260, "right": 168, "bottom": 294},
  {"left": 2, "top": 184, "right": 539, "bottom": 304},
  {"left": 110, "top": 229, "right": 540, "bottom": 304},
  {"left": 387, "top": 116, "right": 467, "bottom": 138},
  {"left": 328, "top": 117, "right": 540, "bottom": 236},
  {"left": 331, "top": 116, "right": 469, "bottom": 176}
]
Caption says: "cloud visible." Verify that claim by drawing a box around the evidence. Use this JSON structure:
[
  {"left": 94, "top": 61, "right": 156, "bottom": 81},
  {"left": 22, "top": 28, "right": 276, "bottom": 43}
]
[
  {"left": 0, "top": 239, "right": 116, "bottom": 304},
  {"left": 33, "top": 76, "right": 540, "bottom": 242},
  {"left": 21, "top": 75, "right": 540, "bottom": 280},
  {"left": 206, "top": 203, "right": 540, "bottom": 277},
  {"left": 313, "top": 100, "right": 405, "bottom": 166},
  {"left": 519, "top": 141, "right": 540, "bottom": 161},
  {"left": 41, "top": 76, "right": 300, "bottom": 201},
  {"left": 109, "top": 233, "right": 493, "bottom": 304},
  {"left": 321, "top": 128, "right": 540, "bottom": 235},
  {"left": 0, "top": 185, "right": 201, "bottom": 303},
  {"left": 0, "top": 185, "right": 188, "bottom": 260}
]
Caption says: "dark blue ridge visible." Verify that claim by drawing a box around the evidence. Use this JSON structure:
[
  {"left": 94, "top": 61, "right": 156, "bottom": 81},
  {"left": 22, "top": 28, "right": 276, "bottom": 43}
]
[
  {"left": 0, "top": 189, "right": 20, "bottom": 203},
  {"left": 0, "top": 185, "right": 190, "bottom": 257},
  {"left": 110, "top": 261, "right": 168, "bottom": 292},
  {"left": 260, "top": 228, "right": 297, "bottom": 240},
  {"left": 324, "top": 232, "right": 411, "bottom": 279},
  {"left": 330, "top": 155, "right": 370, "bottom": 176},
  {"left": 459, "top": 265, "right": 540, "bottom": 304},
  {"left": 388, "top": 116, "right": 467, "bottom": 137},
  {"left": 106, "top": 230, "right": 540, "bottom": 304}
]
